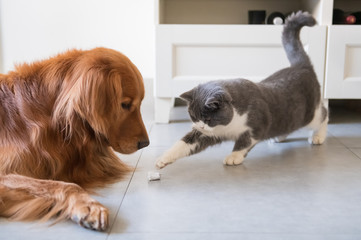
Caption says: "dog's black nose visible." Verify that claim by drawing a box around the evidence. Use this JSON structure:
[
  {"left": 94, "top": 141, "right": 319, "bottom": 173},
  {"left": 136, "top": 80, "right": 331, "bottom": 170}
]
[{"left": 138, "top": 140, "right": 150, "bottom": 149}]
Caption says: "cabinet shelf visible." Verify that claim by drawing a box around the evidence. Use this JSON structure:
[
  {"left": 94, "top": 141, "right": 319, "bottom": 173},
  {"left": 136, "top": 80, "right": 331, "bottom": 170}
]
[
  {"left": 333, "top": 0, "right": 361, "bottom": 14},
  {"left": 157, "top": 0, "right": 329, "bottom": 25},
  {"left": 154, "top": 0, "right": 361, "bottom": 123}
]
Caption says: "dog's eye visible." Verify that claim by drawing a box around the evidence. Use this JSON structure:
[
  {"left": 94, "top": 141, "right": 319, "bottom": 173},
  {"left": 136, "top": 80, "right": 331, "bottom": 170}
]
[{"left": 121, "top": 102, "right": 132, "bottom": 110}]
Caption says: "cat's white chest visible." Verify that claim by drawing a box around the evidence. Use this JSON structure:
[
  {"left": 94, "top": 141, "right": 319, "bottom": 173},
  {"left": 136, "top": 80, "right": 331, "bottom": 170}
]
[{"left": 193, "top": 109, "right": 249, "bottom": 140}]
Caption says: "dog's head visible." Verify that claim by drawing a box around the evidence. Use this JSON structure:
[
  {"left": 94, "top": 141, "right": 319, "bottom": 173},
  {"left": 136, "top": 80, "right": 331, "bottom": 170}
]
[{"left": 53, "top": 48, "right": 149, "bottom": 154}]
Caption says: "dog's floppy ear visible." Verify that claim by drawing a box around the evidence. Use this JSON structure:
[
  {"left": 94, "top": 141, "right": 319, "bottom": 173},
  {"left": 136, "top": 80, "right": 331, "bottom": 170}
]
[
  {"left": 53, "top": 64, "right": 121, "bottom": 138},
  {"left": 76, "top": 69, "right": 122, "bottom": 134}
]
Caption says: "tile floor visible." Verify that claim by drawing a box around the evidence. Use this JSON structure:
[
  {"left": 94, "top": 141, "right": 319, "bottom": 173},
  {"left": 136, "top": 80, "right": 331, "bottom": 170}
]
[{"left": 1, "top": 104, "right": 361, "bottom": 240}]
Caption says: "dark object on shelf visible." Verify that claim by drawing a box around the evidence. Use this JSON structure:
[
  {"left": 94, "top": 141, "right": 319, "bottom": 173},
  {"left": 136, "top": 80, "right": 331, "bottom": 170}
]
[
  {"left": 248, "top": 10, "right": 266, "bottom": 24},
  {"left": 333, "top": 9, "right": 356, "bottom": 24},
  {"left": 352, "top": 12, "right": 361, "bottom": 24},
  {"left": 267, "top": 12, "right": 285, "bottom": 25}
]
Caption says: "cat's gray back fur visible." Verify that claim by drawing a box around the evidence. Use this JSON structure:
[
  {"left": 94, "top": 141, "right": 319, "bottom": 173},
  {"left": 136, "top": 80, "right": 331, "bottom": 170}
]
[
  {"left": 225, "top": 11, "right": 320, "bottom": 140},
  {"left": 184, "top": 11, "right": 322, "bottom": 141}
]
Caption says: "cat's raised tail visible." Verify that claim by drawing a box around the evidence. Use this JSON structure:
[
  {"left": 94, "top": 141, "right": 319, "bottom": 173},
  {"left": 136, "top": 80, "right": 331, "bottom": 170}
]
[{"left": 282, "top": 11, "right": 316, "bottom": 67}]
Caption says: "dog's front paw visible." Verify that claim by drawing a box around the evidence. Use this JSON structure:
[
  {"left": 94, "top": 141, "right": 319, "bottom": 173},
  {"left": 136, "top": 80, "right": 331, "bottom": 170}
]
[
  {"left": 223, "top": 152, "right": 245, "bottom": 166},
  {"left": 156, "top": 156, "right": 174, "bottom": 169},
  {"left": 70, "top": 199, "right": 109, "bottom": 231}
]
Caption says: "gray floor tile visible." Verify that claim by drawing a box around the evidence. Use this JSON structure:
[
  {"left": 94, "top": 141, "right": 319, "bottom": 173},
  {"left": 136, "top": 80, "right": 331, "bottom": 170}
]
[
  {"left": 2, "top": 106, "right": 361, "bottom": 239},
  {"left": 350, "top": 148, "right": 361, "bottom": 159},
  {"left": 328, "top": 108, "right": 361, "bottom": 148},
  {"left": 111, "top": 142, "right": 361, "bottom": 235},
  {"left": 0, "top": 220, "right": 109, "bottom": 240},
  {"left": 108, "top": 233, "right": 361, "bottom": 240}
]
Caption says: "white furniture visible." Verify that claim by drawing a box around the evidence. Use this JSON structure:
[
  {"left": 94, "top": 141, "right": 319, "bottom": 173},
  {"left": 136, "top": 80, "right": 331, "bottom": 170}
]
[
  {"left": 155, "top": 0, "right": 361, "bottom": 123},
  {"left": 324, "top": 0, "right": 361, "bottom": 99}
]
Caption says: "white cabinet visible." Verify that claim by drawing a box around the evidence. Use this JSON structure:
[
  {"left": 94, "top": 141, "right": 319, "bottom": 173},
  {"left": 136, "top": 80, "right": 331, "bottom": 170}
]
[
  {"left": 325, "top": 26, "right": 361, "bottom": 98},
  {"left": 324, "top": 0, "right": 361, "bottom": 99},
  {"left": 156, "top": 25, "right": 326, "bottom": 96},
  {"left": 154, "top": 0, "right": 358, "bottom": 123}
]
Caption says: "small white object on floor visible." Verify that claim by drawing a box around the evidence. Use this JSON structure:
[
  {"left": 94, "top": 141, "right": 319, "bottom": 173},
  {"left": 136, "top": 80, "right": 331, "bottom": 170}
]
[{"left": 148, "top": 171, "right": 161, "bottom": 181}]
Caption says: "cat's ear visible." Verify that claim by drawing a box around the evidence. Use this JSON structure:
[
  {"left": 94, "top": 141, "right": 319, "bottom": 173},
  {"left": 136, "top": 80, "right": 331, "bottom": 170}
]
[
  {"left": 205, "top": 97, "right": 221, "bottom": 110},
  {"left": 180, "top": 89, "right": 194, "bottom": 102},
  {"left": 205, "top": 89, "right": 232, "bottom": 110}
]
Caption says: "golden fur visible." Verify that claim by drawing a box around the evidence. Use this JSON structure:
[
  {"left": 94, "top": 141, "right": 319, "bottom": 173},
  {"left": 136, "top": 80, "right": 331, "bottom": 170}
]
[{"left": 0, "top": 48, "right": 149, "bottom": 231}]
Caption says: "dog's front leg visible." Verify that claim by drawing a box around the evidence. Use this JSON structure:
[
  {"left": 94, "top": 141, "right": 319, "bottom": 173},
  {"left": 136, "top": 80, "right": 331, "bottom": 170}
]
[{"left": 0, "top": 174, "right": 108, "bottom": 231}]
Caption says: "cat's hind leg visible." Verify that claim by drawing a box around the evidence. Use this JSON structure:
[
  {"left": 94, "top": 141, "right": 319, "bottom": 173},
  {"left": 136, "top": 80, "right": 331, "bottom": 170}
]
[
  {"left": 307, "top": 104, "right": 328, "bottom": 145},
  {"left": 270, "top": 134, "right": 288, "bottom": 143},
  {"left": 309, "top": 117, "right": 328, "bottom": 145},
  {"left": 224, "top": 131, "right": 258, "bottom": 166},
  {"left": 156, "top": 129, "right": 222, "bottom": 169}
]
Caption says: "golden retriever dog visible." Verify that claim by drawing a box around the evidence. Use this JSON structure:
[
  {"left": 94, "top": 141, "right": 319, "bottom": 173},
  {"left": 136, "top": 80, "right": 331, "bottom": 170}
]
[{"left": 0, "top": 47, "right": 149, "bottom": 231}]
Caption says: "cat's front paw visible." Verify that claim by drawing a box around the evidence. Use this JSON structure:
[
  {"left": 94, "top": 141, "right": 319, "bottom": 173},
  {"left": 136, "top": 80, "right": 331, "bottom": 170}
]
[
  {"left": 223, "top": 152, "right": 245, "bottom": 166},
  {"left": 156, "top": 156, "right": 174, "bottom": 169},
  {"left": 309, "top": 135, "right": 326, "bottom": 145}
]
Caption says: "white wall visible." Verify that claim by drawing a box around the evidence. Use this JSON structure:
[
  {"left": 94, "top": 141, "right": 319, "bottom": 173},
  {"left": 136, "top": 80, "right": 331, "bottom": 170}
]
[{"left": 0, "top": 0, "right": 155, "bottom": 78}]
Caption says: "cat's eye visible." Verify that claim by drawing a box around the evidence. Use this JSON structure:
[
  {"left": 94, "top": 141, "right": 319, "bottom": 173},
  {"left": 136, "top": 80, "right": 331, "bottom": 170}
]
[{"left": 205, "top": 105, "right": 219, "bottom": 112}]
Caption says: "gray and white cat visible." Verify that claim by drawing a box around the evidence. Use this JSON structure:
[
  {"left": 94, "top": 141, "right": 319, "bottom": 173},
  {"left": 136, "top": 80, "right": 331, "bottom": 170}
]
[{"left": 156, "top": 11, "right": 328, "bottom": 169}]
